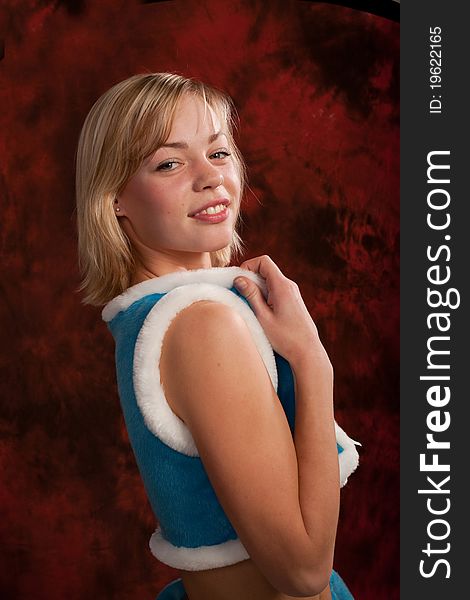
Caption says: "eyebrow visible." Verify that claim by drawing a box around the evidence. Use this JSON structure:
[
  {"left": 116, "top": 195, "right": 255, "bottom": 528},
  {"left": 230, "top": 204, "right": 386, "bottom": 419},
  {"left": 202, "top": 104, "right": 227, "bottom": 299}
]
[{"left": 160, "top": 131, "right": 225, "bottom": 149}]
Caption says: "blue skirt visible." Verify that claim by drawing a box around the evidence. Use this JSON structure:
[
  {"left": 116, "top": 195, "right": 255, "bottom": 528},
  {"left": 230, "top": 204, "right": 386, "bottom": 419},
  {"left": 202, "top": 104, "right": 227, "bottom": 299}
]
[{"left": 156, "top": 569, "right": 354, "bottom": 599}]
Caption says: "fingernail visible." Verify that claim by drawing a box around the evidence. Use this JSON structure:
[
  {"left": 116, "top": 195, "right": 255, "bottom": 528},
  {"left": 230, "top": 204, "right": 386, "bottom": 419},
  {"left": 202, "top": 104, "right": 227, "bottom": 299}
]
[{"left": 234, "top": 277, "right": 247, "bottom": 290}]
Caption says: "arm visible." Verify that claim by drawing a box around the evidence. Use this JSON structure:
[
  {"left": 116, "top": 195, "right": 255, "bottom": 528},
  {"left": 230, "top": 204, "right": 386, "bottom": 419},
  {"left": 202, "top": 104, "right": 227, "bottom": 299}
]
[
  {"left": 160, "top": 273, "right": 338, "bottom": 596},
  {"left": 234, "top": 256, "right": 340, "bottom": 588}
]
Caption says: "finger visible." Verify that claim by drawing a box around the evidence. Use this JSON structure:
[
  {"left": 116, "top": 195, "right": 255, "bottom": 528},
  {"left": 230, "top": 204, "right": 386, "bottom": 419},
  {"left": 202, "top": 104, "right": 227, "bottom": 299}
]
[
  {"left": 233, "top": 276, "right": 271, "bottom": 319},
  {"left": 239, "top": 255, "right": 285, "bottom": 279},
  {"left": 239, "top": 256, "right": 289, "bottom": 306}
]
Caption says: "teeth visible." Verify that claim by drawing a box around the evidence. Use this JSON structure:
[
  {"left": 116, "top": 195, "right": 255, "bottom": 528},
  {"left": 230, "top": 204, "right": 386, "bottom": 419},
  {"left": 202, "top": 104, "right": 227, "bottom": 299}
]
[{"left": 197, "top": 203, "right": 226, "bottom": 216}]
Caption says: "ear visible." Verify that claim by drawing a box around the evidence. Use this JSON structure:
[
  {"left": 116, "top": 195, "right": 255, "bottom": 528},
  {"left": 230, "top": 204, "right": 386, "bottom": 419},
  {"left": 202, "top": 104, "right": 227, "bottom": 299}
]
[{"left": 113, "top": 197, "right": 126, "bottom": 217}]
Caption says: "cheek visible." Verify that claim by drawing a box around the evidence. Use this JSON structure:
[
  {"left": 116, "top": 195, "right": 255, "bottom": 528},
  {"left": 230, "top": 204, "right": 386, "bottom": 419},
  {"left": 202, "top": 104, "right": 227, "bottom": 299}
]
[
  {"left": 123, "top": 180, "right": 171, "bottom": 219},
  {"left": 225, "top": 163, "right": 241, "bottom": 192},
  {"left": 140, "top": 199, "right": 178, "bottom": 226},
  {"left": 230, "top": 169, "right": 242, "bottom": 206}
]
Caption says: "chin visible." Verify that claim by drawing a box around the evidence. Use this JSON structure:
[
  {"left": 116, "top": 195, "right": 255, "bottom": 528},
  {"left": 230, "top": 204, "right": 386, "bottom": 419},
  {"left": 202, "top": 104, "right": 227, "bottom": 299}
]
[
  {"left": 198, "top": 242, "right": 231, "bottom": 254},
  {"left": 200, "top": 229, "right": 234, "bottom": 252}
]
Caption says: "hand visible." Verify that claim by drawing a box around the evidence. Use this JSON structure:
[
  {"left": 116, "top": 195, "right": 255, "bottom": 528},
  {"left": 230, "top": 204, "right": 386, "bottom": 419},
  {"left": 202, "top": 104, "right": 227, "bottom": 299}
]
[{"left": 234, "top": 255, "right": 330, "bottom": 368}]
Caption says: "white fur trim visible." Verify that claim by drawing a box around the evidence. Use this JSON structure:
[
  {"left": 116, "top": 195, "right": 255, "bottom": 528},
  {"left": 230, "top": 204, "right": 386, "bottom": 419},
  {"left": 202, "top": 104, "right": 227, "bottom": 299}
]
[
  {"left": 133, "top": 282, "right": 278, "bottom": 456},
  {"left": 335, "top": 422, "right": 361, "bottom": 487},
  {"left": 149, "top": 529, "right": 249, "bottom": 570},
  {"left": 102, "top": 266, "right": 268, "bottom": 322}
]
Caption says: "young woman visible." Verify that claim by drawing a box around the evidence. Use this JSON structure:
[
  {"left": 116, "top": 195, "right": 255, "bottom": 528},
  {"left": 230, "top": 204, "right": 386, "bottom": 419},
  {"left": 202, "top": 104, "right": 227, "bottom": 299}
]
[{"left": 76, "top": 73, "right": 359, "bottom": 600}]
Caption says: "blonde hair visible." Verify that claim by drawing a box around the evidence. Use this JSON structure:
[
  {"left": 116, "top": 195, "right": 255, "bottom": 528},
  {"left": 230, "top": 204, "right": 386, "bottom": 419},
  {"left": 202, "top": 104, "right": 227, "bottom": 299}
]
[{"left": 76, "top": 73, "right": 247, "bottom": 306}]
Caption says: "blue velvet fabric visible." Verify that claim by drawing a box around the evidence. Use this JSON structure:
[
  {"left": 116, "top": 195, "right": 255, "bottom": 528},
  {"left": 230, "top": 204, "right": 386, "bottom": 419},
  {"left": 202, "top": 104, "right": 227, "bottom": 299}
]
[
  {"left": 108, "top": 284, "right": 345, "bottom": 550},
  {"left": 330, "top": 569, "right": 355, "bottom": 600},
  {"left": 155, "top": 569, "right": 354, "bottom": 599},
  {"left": 155, "top": 578, "right": 186, "bottom": 600}
]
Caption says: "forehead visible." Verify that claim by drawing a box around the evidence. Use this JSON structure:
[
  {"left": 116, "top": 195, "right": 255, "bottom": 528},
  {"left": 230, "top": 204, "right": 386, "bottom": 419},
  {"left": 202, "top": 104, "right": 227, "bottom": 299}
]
[{"left": 166, "top": 94, "right": 225, "bottom": 141}]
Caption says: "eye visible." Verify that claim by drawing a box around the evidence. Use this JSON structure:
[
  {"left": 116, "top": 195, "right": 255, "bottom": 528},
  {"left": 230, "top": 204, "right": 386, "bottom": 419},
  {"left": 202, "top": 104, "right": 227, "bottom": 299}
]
[
  {"left": 210, "top": 150, "right": 231, "bottom": 160},
  {"left": 156, "top": 160, "right": 180, "bottom": 172}
]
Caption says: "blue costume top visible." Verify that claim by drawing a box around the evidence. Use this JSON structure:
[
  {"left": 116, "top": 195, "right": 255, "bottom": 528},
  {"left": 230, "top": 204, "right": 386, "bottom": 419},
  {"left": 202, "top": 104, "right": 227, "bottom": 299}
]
[{"left": 102, "top": 266, "right": 359, "bottom": 572}]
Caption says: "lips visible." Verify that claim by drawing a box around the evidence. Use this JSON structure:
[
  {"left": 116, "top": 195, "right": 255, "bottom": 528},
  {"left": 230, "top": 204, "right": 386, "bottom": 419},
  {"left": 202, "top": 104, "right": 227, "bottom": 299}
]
[{"left": 189, "top": 198, "right": 230, "bottom": 217}]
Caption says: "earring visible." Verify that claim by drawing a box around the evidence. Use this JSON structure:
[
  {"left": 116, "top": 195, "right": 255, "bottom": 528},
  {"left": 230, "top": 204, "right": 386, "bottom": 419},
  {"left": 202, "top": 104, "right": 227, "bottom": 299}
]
[{"left": 114, "top": 199, "right": 120, "bottom": 213}]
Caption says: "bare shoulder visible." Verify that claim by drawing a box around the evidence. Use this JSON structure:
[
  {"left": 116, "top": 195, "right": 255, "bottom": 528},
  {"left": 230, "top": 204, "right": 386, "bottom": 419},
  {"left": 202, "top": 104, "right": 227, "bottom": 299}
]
[
  {"left": 163, "top": 299, "right": 252, "bottom": 354},
  {"left": 160, "top": 299, "right": 269, "bottom": 415},
  {"left": 169, "top": 298, "right": 246, "bottom": 333}
]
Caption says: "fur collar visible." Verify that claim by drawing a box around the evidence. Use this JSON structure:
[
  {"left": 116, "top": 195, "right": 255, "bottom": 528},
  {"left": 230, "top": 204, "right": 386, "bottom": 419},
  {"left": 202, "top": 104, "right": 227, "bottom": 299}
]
[{"left": 102, "top": 266, "right": 266, "bottom": 322}]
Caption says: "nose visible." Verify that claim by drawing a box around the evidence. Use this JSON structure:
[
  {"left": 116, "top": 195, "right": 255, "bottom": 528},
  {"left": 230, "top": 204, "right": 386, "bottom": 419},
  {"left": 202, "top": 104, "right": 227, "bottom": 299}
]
[{"left": 192, "top": 159, "right": 224, "bottom": 192}]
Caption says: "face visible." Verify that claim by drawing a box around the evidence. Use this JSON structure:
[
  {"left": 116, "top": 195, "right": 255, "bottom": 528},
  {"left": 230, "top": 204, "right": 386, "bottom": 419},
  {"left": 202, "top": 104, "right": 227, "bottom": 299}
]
[{"left": 116, "top": 94, "right": 241, "bottom": 263}]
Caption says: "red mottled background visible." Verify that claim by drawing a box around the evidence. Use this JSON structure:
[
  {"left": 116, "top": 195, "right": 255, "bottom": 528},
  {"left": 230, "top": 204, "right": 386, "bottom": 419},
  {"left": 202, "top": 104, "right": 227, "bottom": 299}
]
[{"left": 0, "top": 1, "right": 399, "bottom": 599}]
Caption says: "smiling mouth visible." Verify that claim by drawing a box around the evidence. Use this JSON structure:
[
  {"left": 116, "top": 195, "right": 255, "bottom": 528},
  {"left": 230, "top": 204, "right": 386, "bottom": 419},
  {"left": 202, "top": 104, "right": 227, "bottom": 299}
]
[
  {"left": 189, "top": 198, "right": 230, "bottom": 217},
  {"left": 189, "top": 205, "right": 230, "bottom": 223},
  {"left": 193, "top": 203, "right": 228, "bottom": 216}
]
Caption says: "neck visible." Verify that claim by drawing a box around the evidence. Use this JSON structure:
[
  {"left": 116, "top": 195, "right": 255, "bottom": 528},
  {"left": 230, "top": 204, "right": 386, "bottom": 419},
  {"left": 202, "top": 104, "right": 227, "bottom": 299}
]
[{"left": 130, "top": 249, "right": 213, "bottom": 285}]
